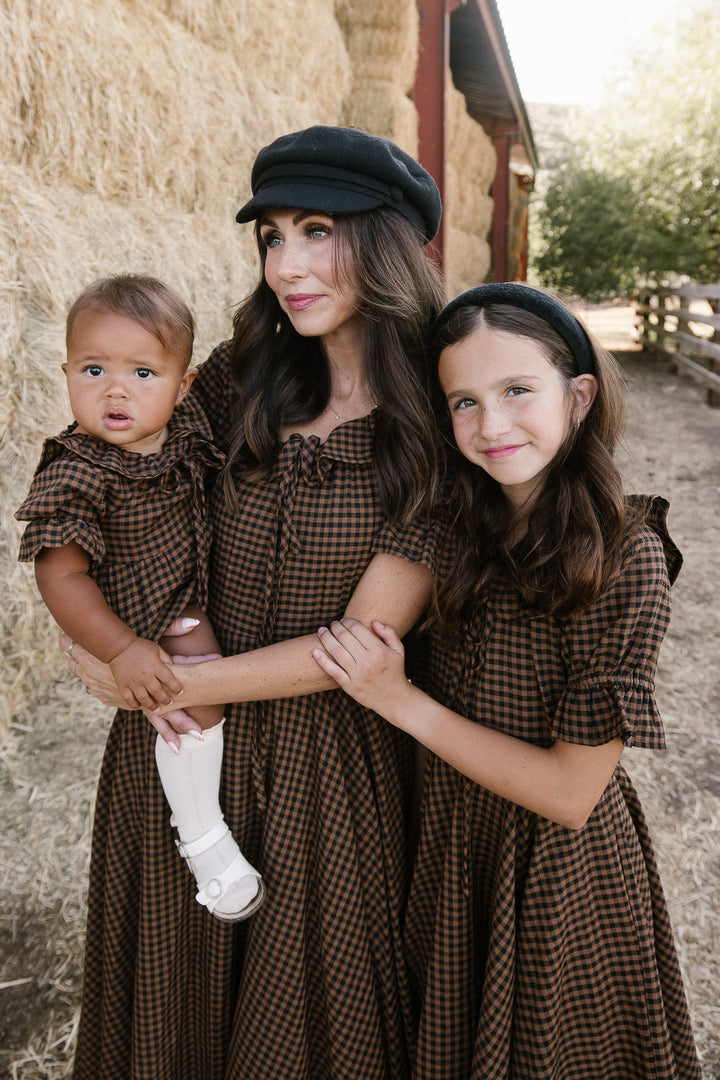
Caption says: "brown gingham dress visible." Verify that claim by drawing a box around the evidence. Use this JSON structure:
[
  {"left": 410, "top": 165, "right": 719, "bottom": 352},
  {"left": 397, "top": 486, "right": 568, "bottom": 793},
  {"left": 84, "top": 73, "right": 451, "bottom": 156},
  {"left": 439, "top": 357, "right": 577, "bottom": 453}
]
[
  {"left": 405, "top": 495, "right": 702, "bottom": 1080},
  {"left": 70, "top": 341, "right": 441, "bottom": 1080},
  {"left": 16, "top": 396, "right": 222, "bottom": 640}
]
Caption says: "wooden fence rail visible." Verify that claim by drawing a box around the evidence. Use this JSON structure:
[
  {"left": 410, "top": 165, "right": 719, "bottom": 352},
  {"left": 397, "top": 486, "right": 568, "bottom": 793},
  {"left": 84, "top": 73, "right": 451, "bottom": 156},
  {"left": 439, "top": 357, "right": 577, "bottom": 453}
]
[{"left": 635, "top": 284, "right": 720, "bottom": 407}]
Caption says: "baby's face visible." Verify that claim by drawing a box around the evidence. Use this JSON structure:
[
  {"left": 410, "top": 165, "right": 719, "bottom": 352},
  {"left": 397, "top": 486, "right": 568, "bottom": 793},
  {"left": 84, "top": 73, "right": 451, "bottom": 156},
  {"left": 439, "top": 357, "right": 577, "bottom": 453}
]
[{"left": 63, "top": 309, "right": 195, "bottom": 456}]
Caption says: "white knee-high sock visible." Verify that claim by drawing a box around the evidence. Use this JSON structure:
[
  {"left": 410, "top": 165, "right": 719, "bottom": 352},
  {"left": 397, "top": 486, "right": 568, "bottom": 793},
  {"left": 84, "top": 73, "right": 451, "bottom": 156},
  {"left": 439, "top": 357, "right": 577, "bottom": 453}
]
[
  {"left": 154, "top": 720, "right": 226, "bottom": 843},
  {"left": 155, "top": 722, "right": 262, "bottom": 919}
]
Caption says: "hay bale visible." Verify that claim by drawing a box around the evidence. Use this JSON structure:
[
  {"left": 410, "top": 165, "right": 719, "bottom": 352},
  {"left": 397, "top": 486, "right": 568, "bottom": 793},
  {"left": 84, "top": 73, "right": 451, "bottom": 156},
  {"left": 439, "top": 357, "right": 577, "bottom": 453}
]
[
  {"left": 445, "top": 79, "right": 496, "bottom": 227},
  {"left": 336, "top": 0, "right": 418, "bottom": 148},
  {"left": 342, "top": 83, "right": 419, "bottom": 152},
  {"left": 444, "top": 80, "right": 496, "bottom": 294},
  {"left": 0, "top": 0, "right": 357, "bottom": 736},
  {"left": 0, "top": 0, "right": 349, "bottom": 209},
  {"left": 444, "top": 222, "right": 493, "bottom": 298}
]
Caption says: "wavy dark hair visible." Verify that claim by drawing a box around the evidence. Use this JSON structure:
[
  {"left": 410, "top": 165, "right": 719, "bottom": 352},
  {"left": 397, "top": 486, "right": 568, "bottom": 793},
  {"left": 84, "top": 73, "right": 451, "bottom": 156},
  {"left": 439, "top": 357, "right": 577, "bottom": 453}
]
[
  {"left": 430, "top": 301, "right": 629, "bottom": 632},
  {"left": 221, "top": 208, "right": 446, "bottom": 523}
]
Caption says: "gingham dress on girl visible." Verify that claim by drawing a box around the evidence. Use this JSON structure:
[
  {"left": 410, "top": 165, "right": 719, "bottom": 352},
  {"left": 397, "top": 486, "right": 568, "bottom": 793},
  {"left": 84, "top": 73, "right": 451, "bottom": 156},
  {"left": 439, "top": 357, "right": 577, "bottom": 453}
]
[
  {"left": 16, "top": 396, "right": 223, "bottom": 639},
  {"left": 70, "top": 341, "right": 441, "bottom": 1080},
  {"left": 405, "top": 495, "right": 702, "bottom": 1080}
]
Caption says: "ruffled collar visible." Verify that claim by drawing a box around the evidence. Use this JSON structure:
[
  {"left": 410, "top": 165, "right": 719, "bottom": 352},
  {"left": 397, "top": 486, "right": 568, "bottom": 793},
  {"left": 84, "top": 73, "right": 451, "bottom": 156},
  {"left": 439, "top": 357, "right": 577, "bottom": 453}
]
[
  {"left": 47, "top": 396, "right": 223, "bottom": 479},
  {"left": 625, "top": 493, "right": 682, "bottom": 584}
]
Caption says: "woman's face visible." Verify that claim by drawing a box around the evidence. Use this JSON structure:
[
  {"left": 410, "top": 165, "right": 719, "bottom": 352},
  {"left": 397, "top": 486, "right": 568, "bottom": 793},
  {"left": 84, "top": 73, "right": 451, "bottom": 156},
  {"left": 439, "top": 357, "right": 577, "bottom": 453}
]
[
  {"left": 438, "top": 324, "right": 596, "bottom": 511},
  {"left": 259, "top": 209, "right": 363, "bottom": 352}
]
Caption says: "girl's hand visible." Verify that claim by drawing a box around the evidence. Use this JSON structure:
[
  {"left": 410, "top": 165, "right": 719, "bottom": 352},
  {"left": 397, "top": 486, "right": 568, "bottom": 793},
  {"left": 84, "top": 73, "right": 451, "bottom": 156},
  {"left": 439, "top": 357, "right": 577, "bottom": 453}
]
[{"left": 312, "top": 618, "right": 414, "bottom": 720}]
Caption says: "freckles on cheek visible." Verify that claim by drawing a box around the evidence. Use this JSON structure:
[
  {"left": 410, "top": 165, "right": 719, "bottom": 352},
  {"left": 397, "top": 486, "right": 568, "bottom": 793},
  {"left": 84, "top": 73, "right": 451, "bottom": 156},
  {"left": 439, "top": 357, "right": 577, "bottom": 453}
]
[
  {"left": 450, "top": 409, "right": 471, "bottom": 436},
  {"left": 451, "top": 420, "right": 472, "bottom": 455}
]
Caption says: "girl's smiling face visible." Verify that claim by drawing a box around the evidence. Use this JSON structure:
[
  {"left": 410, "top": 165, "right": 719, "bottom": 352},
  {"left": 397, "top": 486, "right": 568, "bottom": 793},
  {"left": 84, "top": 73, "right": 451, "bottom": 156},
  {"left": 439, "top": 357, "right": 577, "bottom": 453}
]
[
  {"left": 439, "top": 324, "right": 597, "bottom": 511},
  {"left": 260, "top": 209, "right": 363, "bottom": 353}
]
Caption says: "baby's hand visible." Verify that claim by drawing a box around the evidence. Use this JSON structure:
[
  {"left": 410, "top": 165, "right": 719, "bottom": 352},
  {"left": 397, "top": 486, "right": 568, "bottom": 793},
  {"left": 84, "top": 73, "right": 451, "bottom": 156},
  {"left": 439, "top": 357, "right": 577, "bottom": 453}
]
[
  {"left": 312, "top": 618, "right": 413, "bottom": 720},
  {"left": 109, "top": 637, "right": 184, "bottom": 711}
]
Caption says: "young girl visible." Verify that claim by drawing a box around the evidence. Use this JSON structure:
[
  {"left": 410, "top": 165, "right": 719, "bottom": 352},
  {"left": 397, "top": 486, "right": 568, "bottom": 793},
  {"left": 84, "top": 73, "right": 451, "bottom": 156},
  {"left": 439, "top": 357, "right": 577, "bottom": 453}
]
[
  {"left": 16, "top": 274, "right": 264, "bottom": 922},
  {"left": 313, "top": 283, "right": 702, "bottom": 1079}
]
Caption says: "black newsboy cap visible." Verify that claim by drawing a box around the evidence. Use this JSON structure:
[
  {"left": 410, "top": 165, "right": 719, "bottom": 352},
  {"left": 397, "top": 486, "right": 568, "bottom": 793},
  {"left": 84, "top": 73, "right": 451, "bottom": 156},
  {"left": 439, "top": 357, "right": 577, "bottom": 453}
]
[{"left": 236, "top": 125, "right": 442, "bottom": 244}]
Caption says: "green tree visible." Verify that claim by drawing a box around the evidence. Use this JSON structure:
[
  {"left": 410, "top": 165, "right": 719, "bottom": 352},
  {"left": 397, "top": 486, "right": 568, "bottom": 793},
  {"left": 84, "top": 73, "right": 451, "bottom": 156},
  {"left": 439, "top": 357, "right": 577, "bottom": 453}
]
[
  {"left": 534, "top": 150, "right": 641, "bottom": 300},
  {"left": 532, "top": 0, "right": 720, "bottom": 298}
]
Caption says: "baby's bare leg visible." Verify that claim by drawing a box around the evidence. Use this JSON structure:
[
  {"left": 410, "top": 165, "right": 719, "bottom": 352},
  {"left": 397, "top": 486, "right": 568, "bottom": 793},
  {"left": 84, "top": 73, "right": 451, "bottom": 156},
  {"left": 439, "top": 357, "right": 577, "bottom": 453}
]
[{"left": 159, "top": 604, "right": 223, "bottom": 731}]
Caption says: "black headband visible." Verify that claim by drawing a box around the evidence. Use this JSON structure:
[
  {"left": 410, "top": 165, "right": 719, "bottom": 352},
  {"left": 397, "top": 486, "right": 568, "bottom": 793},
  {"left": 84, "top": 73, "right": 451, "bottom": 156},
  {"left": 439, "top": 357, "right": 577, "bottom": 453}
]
[{"left": 432, "top": 283, "right": 596, "bottom": 376}]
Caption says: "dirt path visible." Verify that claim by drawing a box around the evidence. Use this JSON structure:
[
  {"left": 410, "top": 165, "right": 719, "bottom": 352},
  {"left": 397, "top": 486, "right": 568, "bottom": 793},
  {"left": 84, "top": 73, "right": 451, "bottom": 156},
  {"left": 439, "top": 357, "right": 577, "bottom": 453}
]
[
  {"left": 1, "top": 325, "right": 719, "bottom": 1077},
  {"left": 613, "top": 349, "right": 720, "bottom": 1076}
]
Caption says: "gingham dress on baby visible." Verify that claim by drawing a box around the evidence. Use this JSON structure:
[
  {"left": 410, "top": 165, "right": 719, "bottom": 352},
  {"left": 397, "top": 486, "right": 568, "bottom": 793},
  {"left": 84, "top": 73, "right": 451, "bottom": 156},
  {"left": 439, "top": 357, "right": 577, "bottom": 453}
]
[{"left": 16, "top": 395, "right": 223, "bottom": 639}]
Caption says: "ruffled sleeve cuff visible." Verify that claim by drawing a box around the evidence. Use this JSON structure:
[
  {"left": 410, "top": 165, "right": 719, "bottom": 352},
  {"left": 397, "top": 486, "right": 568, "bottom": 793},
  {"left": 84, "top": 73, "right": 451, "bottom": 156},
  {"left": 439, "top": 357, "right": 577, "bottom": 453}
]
[
  {"left": 17, "top": 515, "right": 105, "bottom": 565},
  {"left": 550, "top": 674, "right": 667, "bottom": 750},
  {"left": 373, "top": 514, "right": 450, "bottom": 576}
]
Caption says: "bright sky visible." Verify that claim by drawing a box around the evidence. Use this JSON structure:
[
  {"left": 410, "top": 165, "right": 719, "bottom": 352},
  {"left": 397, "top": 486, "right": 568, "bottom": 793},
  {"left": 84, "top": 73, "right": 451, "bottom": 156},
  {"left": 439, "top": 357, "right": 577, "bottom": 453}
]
[{"left": 495, "top": 0, "right": 685, "bottom": 104}]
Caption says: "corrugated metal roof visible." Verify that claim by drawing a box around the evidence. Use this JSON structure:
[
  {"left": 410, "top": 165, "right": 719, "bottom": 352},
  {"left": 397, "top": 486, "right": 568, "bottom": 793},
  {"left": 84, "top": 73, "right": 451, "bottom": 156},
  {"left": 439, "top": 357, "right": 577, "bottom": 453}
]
[{"left": 450, "top": 0, "right": 537, "bottom": 174}]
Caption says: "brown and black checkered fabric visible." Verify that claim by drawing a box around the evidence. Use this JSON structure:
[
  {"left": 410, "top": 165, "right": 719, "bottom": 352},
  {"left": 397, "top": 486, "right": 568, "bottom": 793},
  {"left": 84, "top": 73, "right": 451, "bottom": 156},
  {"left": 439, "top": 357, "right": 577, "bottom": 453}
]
[
  {"left": 16, "top": 396, "right": 223, "bottom": 640},
  {"left": 405, "top": 496, "right": 702, "bottom": 1079},
  {"left": 71, "top": 342, "right": 442, "bottom": 1080}
]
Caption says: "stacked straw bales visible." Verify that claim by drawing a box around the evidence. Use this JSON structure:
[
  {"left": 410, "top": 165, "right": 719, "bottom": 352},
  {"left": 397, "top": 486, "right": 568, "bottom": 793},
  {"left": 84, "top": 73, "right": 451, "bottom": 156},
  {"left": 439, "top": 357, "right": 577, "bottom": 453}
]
[
  {"left": 444, "top": 79, "right": 496, "bottom": 297},
  {"left": 0, "top": 0, "right": 351, "bottom": 732},
  {"left": 0, "top": 0, "right": 499, "bottom": 736},
  {"left": 336, "top": 0, "right": 420, "bottom": 150}
]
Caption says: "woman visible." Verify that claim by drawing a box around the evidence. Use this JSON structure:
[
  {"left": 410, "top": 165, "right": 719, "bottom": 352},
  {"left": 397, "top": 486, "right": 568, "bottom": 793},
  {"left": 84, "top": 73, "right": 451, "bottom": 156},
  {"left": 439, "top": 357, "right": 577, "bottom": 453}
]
[{"left": 67, "top": 125, "right": 446, "bottom": 1080}]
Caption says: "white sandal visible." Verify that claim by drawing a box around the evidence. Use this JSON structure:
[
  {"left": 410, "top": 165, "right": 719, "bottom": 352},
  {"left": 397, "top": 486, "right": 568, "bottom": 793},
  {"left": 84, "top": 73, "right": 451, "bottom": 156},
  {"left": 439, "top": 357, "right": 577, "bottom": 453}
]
[{"left": 175, "top": 821, "right": 265, "bottom": 923}]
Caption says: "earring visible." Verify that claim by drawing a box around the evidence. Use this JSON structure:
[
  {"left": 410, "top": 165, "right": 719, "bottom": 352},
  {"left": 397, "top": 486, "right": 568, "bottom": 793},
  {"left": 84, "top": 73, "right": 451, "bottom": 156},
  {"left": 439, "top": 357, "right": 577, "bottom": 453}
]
[{"left": 576, "top": 417, "right": 581, "bottom": 430}]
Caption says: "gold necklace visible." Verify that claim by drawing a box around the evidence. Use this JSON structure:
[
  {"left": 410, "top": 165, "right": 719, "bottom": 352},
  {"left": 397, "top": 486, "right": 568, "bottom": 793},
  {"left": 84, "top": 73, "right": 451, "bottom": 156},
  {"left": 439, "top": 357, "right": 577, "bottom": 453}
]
[{"left": 327, "top": 400, "right": 376, "bottom": 421}]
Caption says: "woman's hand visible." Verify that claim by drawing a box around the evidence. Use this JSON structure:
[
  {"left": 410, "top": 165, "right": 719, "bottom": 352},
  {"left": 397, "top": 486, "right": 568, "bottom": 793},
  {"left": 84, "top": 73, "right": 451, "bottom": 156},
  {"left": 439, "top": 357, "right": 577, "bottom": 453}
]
[
  {"left": 312, "top": 618, "right": 414, "bottom": 722},
  {"left": 143, "top": 707, "right": 204, "bottom": 748},
  {"left": 59, "top": 633, "right": 204, "bottom": 746},
  {"left": 60, "top": 632, "right": 125, "bottom": 707}
]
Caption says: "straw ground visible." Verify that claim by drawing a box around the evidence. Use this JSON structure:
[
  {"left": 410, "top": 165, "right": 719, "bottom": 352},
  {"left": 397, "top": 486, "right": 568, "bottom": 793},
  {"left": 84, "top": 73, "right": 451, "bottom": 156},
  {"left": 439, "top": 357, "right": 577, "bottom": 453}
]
[{"left": 1, "top": 339, "right": 719, "bottom": 1077}]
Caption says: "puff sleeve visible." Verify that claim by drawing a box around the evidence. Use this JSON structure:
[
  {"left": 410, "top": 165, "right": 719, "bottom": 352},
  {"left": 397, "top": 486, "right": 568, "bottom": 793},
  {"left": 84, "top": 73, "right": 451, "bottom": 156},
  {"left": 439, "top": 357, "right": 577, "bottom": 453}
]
[
  {"left": 16, "top": 447, "right": 108, "bottom": 566},
  {"left": 548, "top": 501, "right": 680, "bottom": 750}
]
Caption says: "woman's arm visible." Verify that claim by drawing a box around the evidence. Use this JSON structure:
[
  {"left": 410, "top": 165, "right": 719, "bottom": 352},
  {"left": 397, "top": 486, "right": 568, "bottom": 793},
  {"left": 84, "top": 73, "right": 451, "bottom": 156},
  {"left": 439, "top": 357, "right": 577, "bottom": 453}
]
[
  {"left": 62, "top": 552, "right": 433, "bottom": 713},
  {"left": 168, "top": 552, "right": 433, "bottom": 706},
  {"left": 313, "top": 618, "right": 624, "bottom": 830}
]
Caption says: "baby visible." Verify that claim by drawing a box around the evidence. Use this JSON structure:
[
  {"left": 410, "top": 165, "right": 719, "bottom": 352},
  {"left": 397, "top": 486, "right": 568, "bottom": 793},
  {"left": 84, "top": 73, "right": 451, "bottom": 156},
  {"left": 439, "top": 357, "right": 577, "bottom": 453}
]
[{"left": 16, "top": 274, "right": 263, "bottom": 922}]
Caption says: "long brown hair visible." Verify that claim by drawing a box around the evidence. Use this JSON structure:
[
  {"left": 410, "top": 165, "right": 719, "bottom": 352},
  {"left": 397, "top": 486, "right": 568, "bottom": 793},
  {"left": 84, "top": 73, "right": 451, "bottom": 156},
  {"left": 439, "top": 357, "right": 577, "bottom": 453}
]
[
  {"left": 222, "top": 208, "right": 446, "bottom": 523},
  {"left": 431, "top": 301, "right": 628, "bottom": 631}
]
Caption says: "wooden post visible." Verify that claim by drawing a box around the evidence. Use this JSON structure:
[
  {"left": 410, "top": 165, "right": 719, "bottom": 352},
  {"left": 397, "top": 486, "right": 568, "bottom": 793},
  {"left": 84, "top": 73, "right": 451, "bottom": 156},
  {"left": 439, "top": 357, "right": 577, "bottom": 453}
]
[
  {"left": 492, "top": 133, "right": 510, "bottom": 283},
  {"left": 709, "top": 297, "right": 720, "bottom": 407},
  {"left": 656, "top": 291, "right": 667, "bottom": 356},
  {"left": 676, "top": 287, "right": 690, "bottom": 360},
  {"left": 636, "top": 289, "right": 650, "bottom": 350},
  {"left": 415, "top": 0, "right": 463, "bottom": 272}
]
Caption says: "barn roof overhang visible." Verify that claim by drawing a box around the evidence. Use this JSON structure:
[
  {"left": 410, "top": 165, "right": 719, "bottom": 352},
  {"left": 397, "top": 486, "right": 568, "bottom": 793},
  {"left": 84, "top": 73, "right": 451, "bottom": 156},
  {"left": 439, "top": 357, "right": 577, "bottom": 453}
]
[{"left": 449, "top": 0, "right": 538, "bottom": 178}]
